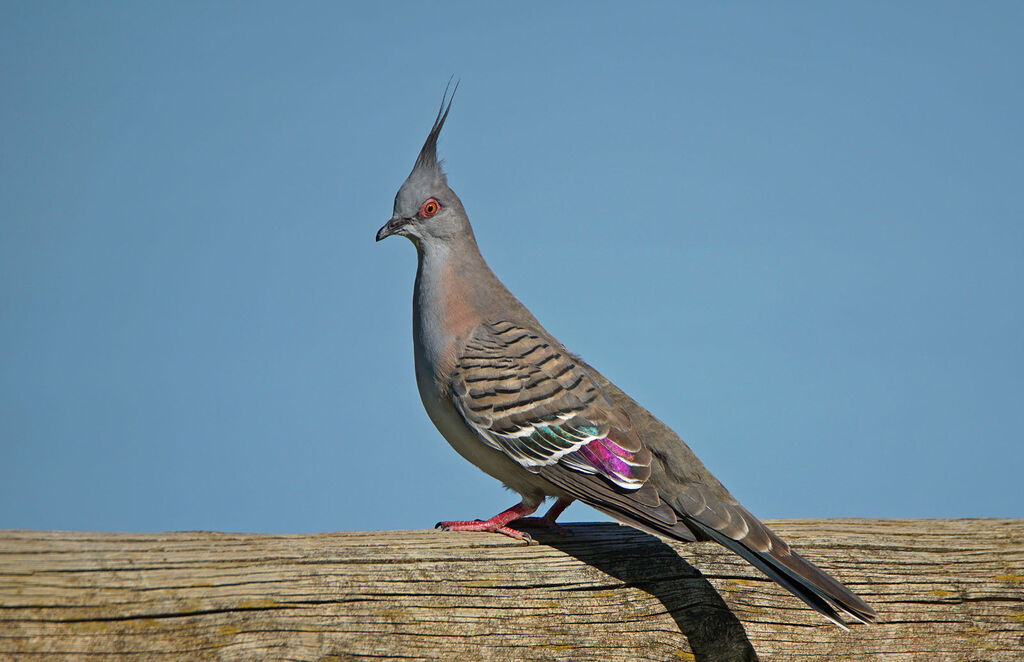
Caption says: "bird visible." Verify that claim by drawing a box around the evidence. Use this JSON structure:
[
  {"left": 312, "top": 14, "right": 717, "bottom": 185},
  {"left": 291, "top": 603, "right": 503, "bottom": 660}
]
[{"left": 375, "top": 82, "right": 876, "bottom": 629}]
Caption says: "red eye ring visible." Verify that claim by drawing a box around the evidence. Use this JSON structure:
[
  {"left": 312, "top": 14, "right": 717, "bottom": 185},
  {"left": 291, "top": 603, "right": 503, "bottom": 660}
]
[{"left": 419, "top": 198, "right": 441, "bottom": 218}]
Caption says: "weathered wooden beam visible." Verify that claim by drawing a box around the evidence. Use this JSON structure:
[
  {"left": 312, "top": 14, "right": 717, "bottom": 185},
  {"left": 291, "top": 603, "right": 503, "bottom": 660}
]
[{"left": 1, "top": 519, "right": 1022, "bottom": 660}]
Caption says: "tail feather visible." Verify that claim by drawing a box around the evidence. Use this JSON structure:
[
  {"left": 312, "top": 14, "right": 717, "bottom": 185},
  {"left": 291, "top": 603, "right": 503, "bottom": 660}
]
[{"left": 690, "top": 520, "right": 876, "bottom": 627}]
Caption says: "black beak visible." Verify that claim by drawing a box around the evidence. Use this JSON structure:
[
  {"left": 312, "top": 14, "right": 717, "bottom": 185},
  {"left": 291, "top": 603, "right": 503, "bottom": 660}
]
[{"left": 376, "top": 216, "right": 410, "bottom": 242}]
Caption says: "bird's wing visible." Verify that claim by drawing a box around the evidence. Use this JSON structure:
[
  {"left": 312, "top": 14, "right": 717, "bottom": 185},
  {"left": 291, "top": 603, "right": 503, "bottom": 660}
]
[
  {"left": 451, "top": 320, "right": 650, "bottom": 487},
  {"left": 450, "top": 320, "right": 692, "bottom": 539}
]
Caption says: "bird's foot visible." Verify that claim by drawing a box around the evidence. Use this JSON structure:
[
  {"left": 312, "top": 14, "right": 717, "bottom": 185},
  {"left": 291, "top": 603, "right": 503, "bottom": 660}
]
[
  {"left": 434, "top": 502, "right": 539, "bottom": 544},
  {"left": 436, "top": 519, "right": 533, "bottom": 542},
  {"left": 511, "top": 497, "right": 574, "bottom": 536}
]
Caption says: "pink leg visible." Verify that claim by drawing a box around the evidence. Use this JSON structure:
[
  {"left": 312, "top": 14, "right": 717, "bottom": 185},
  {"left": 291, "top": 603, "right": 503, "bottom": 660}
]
[
  {"left": 436, "top": 501, "right": 539, "bottom": 541},
  {"left": 515, "top": 497, "right": 574, "bottom": 535}
]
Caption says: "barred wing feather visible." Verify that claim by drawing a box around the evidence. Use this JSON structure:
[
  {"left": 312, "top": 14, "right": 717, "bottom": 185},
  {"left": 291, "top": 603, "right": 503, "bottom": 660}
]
[{"left": 450, "top": 321, "right": 650, "bottom": 490}]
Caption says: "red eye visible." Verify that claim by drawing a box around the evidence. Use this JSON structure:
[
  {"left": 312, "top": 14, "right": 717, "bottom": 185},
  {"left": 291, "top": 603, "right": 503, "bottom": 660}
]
[{"left": 419, "top": 198, "right": 441, "bottom": 218}]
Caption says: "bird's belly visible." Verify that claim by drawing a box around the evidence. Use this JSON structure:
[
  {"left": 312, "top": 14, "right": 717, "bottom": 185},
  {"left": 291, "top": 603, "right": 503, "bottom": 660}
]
[{"left": 414, "top": 371, "right": 558, "bottom": 506}]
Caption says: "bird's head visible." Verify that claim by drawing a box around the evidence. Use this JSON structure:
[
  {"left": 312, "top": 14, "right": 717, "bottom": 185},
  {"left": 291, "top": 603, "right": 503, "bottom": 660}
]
[{"left": 376, "top": 81, "right": 472, "bottom": 248}]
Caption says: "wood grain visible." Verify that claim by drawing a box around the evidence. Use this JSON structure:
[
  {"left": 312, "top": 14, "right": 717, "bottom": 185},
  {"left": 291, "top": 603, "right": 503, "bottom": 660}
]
[{"left": 2, "top": 519, "right": 1022, "bottom": 661}]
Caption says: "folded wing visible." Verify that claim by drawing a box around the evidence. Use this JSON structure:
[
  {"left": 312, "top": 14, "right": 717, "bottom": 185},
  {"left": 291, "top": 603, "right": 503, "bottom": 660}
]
[{"left": 450, "top": 320, "right": 691, "bottom": 538}]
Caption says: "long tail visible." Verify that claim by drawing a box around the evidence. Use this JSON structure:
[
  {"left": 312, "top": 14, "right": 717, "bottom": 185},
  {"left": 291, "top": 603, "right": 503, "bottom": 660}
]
[
  {"left": 689, "top": 520, "right": 876, "bottom": 629},
  {"left": 536, "top": 465, "right": 876, "bottom": 627}
]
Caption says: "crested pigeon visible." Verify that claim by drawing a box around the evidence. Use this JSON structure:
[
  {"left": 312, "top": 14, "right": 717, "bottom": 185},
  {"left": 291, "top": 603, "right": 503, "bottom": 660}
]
[{"left": 375, "top": 84, "right": 876, "bottom": 629}]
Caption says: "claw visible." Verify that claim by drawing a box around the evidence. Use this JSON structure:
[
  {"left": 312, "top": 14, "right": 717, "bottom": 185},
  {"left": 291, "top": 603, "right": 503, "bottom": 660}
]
[
  {"left": 434, "top": 501, "right": 539, "bottom": 542},
  {"left": 436, "top": 519, "right": 533, "bottom": 541}
]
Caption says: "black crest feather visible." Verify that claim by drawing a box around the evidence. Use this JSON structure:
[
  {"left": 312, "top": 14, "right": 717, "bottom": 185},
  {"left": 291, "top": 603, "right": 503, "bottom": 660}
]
[{"left": 412, "top": 77, "right": 458, "bottom": 179}]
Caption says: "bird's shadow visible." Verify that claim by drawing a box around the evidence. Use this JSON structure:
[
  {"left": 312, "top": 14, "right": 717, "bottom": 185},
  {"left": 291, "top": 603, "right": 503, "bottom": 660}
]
[{"left": 522, "top": 522, "right": 758, "bottom": 662}]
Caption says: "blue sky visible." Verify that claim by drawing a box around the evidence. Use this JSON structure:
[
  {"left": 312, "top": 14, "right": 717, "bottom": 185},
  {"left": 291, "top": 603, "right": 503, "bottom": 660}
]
[{"left": 2, "top": 2, "right": 1021, "bottom": 533}]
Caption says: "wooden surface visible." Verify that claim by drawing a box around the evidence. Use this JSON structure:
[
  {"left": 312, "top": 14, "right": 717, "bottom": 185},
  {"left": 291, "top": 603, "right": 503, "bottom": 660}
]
[{"left": 1, "top": 519, "right": 1022, "bottom": 661}]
